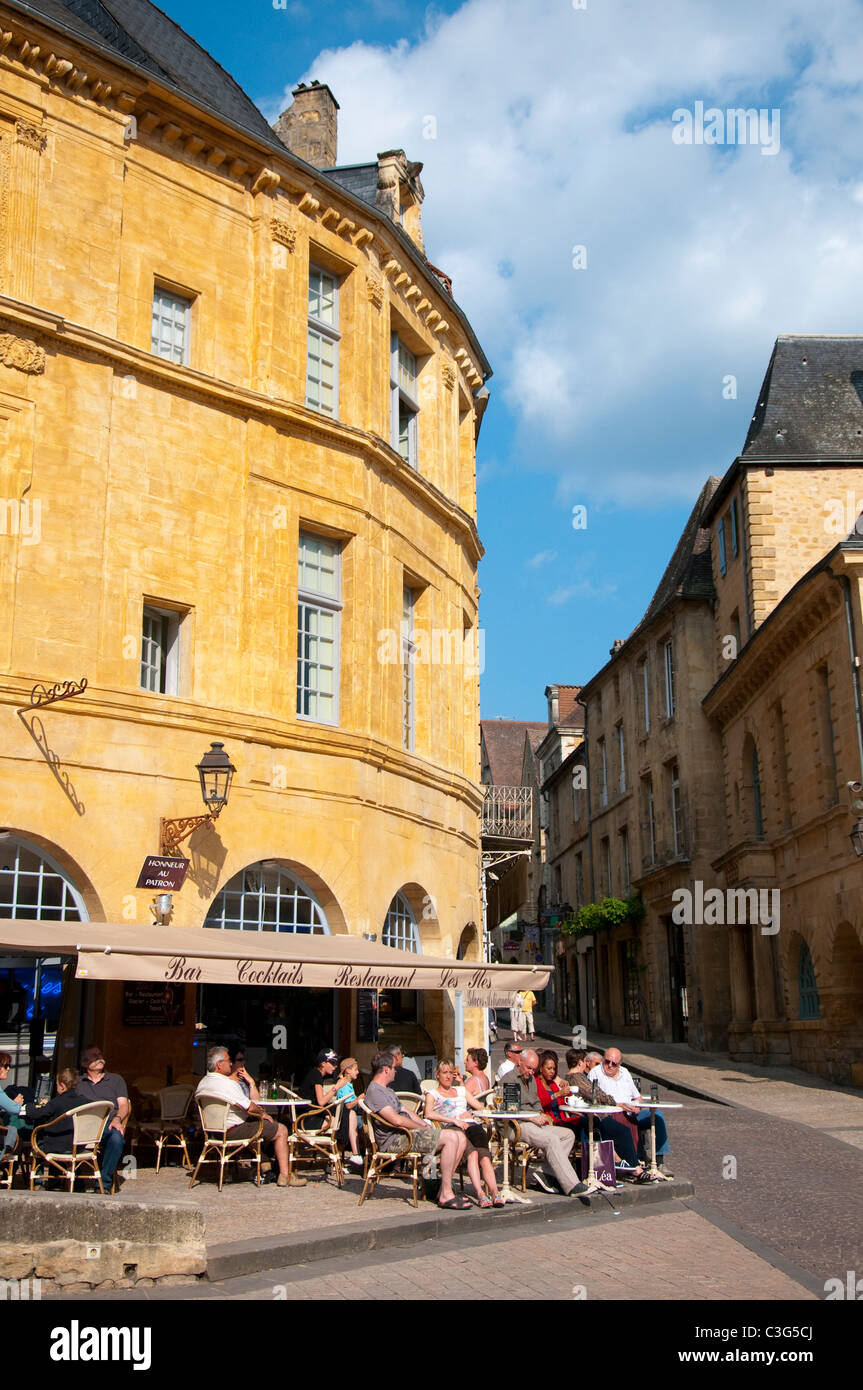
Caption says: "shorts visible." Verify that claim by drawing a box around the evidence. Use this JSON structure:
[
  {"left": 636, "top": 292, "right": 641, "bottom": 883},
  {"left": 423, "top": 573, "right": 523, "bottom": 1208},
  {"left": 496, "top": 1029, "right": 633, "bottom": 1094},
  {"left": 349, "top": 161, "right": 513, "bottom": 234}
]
[
  {"left": 227, "top": 1118, "right": 278, "bottom": 1143},
  {"left": 378, "top": 1125, "right": 439, "bottom": 1156}
]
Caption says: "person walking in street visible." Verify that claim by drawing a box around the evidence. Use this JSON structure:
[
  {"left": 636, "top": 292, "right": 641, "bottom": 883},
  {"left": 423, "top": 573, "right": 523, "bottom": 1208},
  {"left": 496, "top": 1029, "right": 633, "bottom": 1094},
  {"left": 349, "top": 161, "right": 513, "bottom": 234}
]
[
  {"left": 522, "top": 988, "right": 537, "bottom": 1039},
  {"left": 510, "top": 991, "right": 526, "bottom": 1042}
]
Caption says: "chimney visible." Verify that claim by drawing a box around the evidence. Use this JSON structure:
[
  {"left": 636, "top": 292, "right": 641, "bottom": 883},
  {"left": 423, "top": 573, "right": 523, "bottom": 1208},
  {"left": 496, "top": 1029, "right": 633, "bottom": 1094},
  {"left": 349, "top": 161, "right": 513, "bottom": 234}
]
[{"left": 273, "top": 80, "right": 339, "bottom": 168}]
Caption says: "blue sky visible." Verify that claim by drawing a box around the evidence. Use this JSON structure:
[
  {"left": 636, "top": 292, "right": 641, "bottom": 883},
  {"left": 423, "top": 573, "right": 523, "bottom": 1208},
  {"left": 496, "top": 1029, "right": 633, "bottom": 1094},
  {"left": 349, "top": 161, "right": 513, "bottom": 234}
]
[{"left": 164, "top": 0, "right": 863, "bottom": 720}]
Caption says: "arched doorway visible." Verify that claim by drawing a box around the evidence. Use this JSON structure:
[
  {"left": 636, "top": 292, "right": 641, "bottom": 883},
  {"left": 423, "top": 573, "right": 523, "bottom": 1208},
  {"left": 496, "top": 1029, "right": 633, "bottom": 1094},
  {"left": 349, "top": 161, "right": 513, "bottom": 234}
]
[{"left": 378, "top": 889, "right": 435, "bottom": 1077}]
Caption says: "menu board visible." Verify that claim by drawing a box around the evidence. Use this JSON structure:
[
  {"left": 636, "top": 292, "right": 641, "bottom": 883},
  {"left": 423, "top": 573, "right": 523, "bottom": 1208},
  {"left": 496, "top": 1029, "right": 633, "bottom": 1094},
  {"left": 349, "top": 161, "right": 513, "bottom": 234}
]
[
  {"left": 122, "top": 983, "right": 185, "bottom": 1028},
  {"left": 356, "top": 988, "right": 378, "bottom": 1043}
]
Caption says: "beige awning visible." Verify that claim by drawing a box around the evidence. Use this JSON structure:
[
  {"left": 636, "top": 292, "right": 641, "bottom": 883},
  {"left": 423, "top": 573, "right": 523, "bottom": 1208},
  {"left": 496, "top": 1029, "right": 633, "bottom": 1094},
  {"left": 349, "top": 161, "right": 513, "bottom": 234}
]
[{"left": 0, "top": 920, "right": 551, "bottom": 994}]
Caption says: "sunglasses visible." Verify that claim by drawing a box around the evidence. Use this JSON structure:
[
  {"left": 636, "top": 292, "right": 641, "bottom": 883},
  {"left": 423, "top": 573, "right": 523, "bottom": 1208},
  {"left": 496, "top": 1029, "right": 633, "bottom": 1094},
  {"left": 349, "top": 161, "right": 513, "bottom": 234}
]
[{"left": 603, "top": 1060, "right": 620, "bottom": 1068}]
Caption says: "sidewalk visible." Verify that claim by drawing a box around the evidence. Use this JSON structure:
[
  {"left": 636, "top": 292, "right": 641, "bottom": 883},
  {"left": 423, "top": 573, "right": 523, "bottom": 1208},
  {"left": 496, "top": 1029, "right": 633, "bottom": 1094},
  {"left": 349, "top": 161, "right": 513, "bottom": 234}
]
[{"left": 533, "top": 1011, "right": 863, "bottom": 1150}]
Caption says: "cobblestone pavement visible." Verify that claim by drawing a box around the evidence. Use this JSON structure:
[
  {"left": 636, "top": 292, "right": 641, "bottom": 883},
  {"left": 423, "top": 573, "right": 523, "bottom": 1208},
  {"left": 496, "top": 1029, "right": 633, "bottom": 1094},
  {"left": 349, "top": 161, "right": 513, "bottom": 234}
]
[
  {"left": 148, "top": 1206, "right": 816, "bottom": 1301},
  {"left": 521, "top": 1027, "right": 863, "bottom": 1285}
]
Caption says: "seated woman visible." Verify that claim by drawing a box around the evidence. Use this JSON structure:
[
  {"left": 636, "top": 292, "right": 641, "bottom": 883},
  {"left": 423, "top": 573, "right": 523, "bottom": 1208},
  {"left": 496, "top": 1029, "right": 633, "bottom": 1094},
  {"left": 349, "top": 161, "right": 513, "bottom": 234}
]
[
  {"left": 464, "top": 1047, "right": 491, "bottom": 1097},
  {"left": 547, "top": 1050, "right": 649, "bottom": 1182},
  {"left": 0, "top": 1051, "right": 24, "bottom": 1153},
  {"left": 424, "top": 1059, "right": 504, "bottom": 1208},
  {"left": 25, "top": 1068, "right": 83, "bottom": 1159},
  {"left": 334, "top": 1057, "right": 365, "bottom": 1169}
]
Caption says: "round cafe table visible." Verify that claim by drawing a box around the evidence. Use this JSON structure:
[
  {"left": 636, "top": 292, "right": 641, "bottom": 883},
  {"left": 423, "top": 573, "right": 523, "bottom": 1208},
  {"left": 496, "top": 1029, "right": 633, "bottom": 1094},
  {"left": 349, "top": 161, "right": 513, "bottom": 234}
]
[
  {"left": 255, "top": 1097, "right": 310, "bottom": 1130},
  {"left": 475, "top": 1111, "right": 544, "bottom": 1204},
  {"left": 560, "top": 1103, "right": 624, "bottom": 1189},
  {"left": 628, "top": 1100, "right": 683, "bottom": 1180}
]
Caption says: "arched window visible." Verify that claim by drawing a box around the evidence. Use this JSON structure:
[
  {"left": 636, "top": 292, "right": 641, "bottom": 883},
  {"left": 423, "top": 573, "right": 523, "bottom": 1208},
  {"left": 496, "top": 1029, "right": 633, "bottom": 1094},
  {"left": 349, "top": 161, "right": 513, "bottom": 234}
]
[
  {"left": 798, "top": 941, "right": 820, "bottom": 1020},
  {"left": 0, "top": 835, "right": 87, "bottom": 920},
  {"left": 382, "top": 892, "right": 420, "bottom": 953},
  {"left": 204, "top": 862, "right": 329, "bottom": 933}
]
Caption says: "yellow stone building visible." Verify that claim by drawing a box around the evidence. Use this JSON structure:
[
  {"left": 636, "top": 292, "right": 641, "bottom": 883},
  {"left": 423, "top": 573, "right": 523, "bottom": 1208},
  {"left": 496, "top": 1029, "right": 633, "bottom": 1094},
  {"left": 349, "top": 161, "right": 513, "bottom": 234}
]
[{"left": 0, "top": 0, "right": 493, "bottom": 1084}]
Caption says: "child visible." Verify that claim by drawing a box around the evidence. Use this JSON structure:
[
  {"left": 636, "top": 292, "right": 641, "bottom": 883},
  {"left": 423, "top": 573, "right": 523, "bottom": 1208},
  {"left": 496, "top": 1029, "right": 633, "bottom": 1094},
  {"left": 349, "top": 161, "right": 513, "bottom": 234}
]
[{"left": 334, "top": 1057, "right": 364, "bottom": 1168}]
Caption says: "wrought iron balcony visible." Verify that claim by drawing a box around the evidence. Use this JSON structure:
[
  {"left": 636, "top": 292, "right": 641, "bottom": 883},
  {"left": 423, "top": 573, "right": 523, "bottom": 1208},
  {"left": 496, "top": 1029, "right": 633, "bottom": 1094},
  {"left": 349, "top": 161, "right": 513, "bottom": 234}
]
[{"left": 482, "top": 785, "right": 533, "bottom": 841}]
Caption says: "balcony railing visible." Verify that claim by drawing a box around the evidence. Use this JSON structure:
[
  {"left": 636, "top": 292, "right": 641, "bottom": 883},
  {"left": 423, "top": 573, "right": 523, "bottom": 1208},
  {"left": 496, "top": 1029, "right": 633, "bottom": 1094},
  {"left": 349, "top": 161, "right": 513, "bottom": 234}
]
[{"left": 482, "top": 785, "right": 533, "bottom": 840}]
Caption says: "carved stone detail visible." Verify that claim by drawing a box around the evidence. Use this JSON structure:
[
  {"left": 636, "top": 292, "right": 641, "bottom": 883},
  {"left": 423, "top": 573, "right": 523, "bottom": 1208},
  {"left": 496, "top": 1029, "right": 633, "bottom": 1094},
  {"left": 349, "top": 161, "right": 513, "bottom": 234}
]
[
  {"left": 15, "top": 122, "right": 46, "bottom": 153},
  {"left": 0, "top": 333, "right": 45, "bottom": 373},
  {"left": 366, "top": 273, "right": 384, "bottom": 309},
  {"left": 271, "top": 216, "right": 297, "bottom": 251},
  {"left": 442, "top": 360, "right": 456, "bottom": 392}
]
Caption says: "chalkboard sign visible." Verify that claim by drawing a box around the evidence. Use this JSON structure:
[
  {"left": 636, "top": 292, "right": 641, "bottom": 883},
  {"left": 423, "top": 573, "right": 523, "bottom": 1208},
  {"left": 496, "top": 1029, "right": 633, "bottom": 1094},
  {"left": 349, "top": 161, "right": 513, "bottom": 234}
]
[
  {"left": 503, "top": 1081, "right": 522, "bottom": 1113},
  {"left": 356, "top": 989, "right": 378, "bottom": 1043},
  {"left": 122, "top": 983, "right": 185, "bottom": 1028}
]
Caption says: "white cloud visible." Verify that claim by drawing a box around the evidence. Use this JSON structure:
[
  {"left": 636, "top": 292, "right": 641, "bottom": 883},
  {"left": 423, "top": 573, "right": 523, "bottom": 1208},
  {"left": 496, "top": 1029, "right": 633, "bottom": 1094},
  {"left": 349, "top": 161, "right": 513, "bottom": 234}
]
[
  {"left": 548, "top": 580, "right": 618, "bottom": 606},
  {"left": 527, "top": 549, "right": 558, "bottom": 568},
  {"left": 274, "top": 0, "right": 863, "bottom": 507}
]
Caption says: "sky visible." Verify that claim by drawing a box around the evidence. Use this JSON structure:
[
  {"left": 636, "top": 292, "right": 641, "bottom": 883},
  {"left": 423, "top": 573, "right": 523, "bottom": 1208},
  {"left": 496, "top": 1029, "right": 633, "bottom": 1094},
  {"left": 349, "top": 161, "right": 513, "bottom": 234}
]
[{"left": 165, "top": 0, "right": 863, "bottom": 719}]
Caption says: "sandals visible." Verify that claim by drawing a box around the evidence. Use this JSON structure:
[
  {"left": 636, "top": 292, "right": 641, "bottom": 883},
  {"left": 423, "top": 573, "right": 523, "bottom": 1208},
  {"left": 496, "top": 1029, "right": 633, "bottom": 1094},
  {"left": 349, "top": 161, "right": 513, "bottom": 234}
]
[
  {"left": 437, "top": 1196, "right": 471, "bottom": 1209},
  {"left": 492, "top": 1195, "right": 506, "bottom": 1208},
  {"left": 476, "top": 1195, "right": 493, "bottom": 1208}
]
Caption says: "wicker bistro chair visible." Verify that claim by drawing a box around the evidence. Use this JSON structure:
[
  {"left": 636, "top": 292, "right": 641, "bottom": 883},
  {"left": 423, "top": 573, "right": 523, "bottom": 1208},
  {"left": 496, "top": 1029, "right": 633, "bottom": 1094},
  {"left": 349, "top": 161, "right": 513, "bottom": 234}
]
[
  {"left": 393, "top": 1091, "right": 424, "bottom": 1114},
  {"left": 30, "top": 1101, "right": 113, "bottom": 1193},
  {"left": 0, "top": 1125, "right": 20, "bottom": 1189},
  {"left": 357, "top": 1100, "right": 426, "bottom": 1208},
  {"left": 136, "top": 1085, "right": 194, "bottom": 1172},
  {"left": 288, "top": 1101, "right": 344, "bottom": 1185},
  {"left": 189, "top": 1096, "right": 264, "bottom": 1192}
]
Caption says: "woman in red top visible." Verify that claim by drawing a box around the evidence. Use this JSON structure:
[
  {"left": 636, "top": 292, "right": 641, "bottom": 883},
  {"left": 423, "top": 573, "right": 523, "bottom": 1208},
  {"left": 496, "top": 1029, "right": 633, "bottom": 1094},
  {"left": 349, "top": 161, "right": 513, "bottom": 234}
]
[{"left": 535, "top": 1051, "right": 584, "bottom": 1138}]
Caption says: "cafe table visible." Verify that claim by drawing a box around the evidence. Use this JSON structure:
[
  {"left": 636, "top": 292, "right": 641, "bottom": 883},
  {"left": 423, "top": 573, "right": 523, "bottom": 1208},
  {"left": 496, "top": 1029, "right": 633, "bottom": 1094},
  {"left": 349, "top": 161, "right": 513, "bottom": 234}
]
[
  {"left": 474, "top": 1110, "right": 563, "bottom": 1204},
  {"left": 255, "top": 1097, "right": 310, "bottom": 1129},
  {"left": 560, "top": 1102, "right": 625, "bottom": 1189},
  {"left": 629, "top": 1099, "right": 683, "bottom": 1180}
]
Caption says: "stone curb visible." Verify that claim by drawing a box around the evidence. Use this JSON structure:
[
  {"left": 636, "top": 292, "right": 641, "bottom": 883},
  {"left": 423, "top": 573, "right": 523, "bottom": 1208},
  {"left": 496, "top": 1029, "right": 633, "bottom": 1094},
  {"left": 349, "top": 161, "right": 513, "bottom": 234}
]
[{"left": 205, "top": 1178, "right": 695, "bottom": 1282}]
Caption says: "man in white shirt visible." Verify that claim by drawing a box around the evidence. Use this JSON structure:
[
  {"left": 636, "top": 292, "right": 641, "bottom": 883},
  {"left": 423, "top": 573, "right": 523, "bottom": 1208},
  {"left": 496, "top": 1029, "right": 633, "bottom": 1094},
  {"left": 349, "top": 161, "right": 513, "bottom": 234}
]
[
  {"left": 587, "top": 1048, "right": 671, "bottom": 1172},
  {"left": 494, "top": 1042, "right": 522, "bottom": 1083},
  {"left": 196, "top": 1045, "right": 305, "bottom": 1187}
]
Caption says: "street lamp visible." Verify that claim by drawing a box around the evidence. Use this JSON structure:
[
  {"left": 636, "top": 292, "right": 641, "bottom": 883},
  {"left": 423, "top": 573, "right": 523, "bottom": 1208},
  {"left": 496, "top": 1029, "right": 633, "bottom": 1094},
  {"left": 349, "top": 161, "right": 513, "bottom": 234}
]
[{"left": 161, "top": 742, "right": 236, "bottom": 855}]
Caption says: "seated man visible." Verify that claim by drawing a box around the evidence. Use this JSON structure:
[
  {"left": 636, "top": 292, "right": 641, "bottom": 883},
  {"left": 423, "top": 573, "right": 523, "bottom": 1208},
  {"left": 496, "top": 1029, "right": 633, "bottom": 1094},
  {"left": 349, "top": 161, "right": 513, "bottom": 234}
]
[
  {"left": 76, "top": 1047, "right": 130, "bottom": 1193},
  {"left": 563, "top": 1048, "right": 649, "bottom": 1181},
  {"left": 197, "top": 1045, "right": 306, "bottom": 1187},
  {"left": 364, "top": 1050, "right": 470, "bottom": 1209},
  {"left": 390, "top": 1046, "right": 421, "bottom": 1096},
  {"left": 494, "top": 1041, "right": 522, "bottom": 1083},
  {"left": 587, "top": 1048, "right": 672, "bottom": 1175},
  {"left": 509, "top": 1049, "right": 589, "bottom": 1196}
]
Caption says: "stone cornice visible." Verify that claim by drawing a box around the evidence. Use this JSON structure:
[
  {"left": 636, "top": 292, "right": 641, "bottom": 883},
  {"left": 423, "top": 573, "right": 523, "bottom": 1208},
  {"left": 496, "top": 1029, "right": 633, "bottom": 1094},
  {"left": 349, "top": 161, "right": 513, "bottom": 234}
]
[
  {"left": 0, "top": 0, "right": 491, "bottom": 384},
  {"left": 703, "top": 572, "right": 841, "bottom": 727},
  {"left": 0, "top": 677, "right": 484, "bottom": 826},
  {"left": 0, "top": 296, "right": 483, "bottom": 565}
]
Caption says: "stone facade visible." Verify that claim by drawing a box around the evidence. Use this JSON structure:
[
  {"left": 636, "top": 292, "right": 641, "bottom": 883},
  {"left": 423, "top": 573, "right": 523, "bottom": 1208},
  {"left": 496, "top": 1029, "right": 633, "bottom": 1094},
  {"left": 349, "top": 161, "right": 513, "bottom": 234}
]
[{"left": 0, "top": 0, "right": 490, "bottom": 1075}]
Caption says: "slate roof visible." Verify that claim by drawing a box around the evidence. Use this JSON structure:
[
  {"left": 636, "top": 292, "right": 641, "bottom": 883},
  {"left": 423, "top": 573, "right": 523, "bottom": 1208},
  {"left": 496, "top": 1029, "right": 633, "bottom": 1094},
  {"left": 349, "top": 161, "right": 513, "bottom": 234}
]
[
  {"left": 325, "top": 163, "right": 379, "bottom": 207},
  {"left": 481, "top": 721, "right": 546, "bottom": 787},
  {"left": 13, "top": 0, "right": 282, "bottom": 145},
  {"left": 742, "top": 336, "right": 863, "bottom": 461}
]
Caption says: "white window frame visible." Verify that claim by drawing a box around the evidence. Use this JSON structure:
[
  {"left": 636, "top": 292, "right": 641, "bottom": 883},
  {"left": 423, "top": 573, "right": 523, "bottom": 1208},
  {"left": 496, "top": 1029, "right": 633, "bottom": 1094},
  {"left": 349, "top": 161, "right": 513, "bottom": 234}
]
[
  {"left": 204, "top": 862, "right": 330, "bottom": 934},
  {"left": 617, "top": 723, "right": 626, "bottom": 794},
  {"left": 383, "top": 891, "right": 421, "bottom": 953},
  {"left": 390, "top": 332, "right": 419, "bottom": 469},
  {"left": 663, "top": 640, "right": 675, "bottom": 719},
  {"left": 151, "top": 286, "right": 191, "bottom": 365},
  {"left": 141, "top": 604, "right": 182, "bottom": 695},
  {"left": 402, "top": 585, "right": 416, "bottom": 752},
  {"left": 306, "top": 264, "right": 340, "bottom": 417},
  {"left": 671, "top": 762, "right": 682, "bottom": 856},
  {"left": 296, "top": 532, "right": 342, "bottom": 726}
]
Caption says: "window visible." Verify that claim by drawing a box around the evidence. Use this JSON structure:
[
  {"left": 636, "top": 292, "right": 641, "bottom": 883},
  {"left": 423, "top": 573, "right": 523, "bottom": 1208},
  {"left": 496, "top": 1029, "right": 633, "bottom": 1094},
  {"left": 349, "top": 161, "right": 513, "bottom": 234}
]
[
  {"left": 151, "top": 287, "right": 191, "bottom": 365},
  {"left": 620, "top": 940, "right": 642, "bottom": 1025},
  {"left": 730, "top": 497, "right": 739, "bottom": 556},
  {"left": 383, "top": 892, "right": 420, "bottom": 953},
  {"left": 670, "top": 761, "right": 682, "bottom": 856},
  {"left": 798, "top": 940, "right": 820, "bottom": 1020},
  {"left": 306, "top": 264, "right": 339, "bottom": 415},
  {"left": 642, "top": 774, "right": 656, "bottom": 865},
  {"left": 575, "top": 853, "right": 584, "bottom": 907},
  {"left": 601, "top": 837, "right": 611, "bottom": 895},
  {"left": 663, "top": 640, "right": 675, "bottom": 718},
  {"left": 717, "top": 516, "right": 727, "bottom": 576},
  {"left": 0, "top": 834, "right": 86, "bottom": 921},
  {"left": 390, "top": 334, "right": 419, "bottom": 468},
  {"left": 641, "top": 657, "right": 650, "bottom": 734},
  {"left": 402, "top": 585, "right": 416, "bottom": 751},
  {"left": 620, "top": 825, "right": 630, "bottom": 895},
  {"left": 297, "top": 532, "right": 341, "bottom": 724},
  {"left": 598, "top": 737, "right": 608, "bottom": 806},
  {"left": 617, "top": 723, "right": 626, "bottom": 794},
  {"left": 204, "top": 862, "right": 330, "bottom": 933},
  {"left": 141, "top": 604, "right": 181, "bottom": 694}
]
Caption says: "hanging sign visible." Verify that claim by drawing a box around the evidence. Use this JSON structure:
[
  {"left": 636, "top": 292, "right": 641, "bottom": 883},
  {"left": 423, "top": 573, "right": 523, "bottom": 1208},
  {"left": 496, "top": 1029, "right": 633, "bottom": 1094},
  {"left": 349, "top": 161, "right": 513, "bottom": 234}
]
[{"left": 135, "top": 856, "right": 189, "bottom": 891}]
